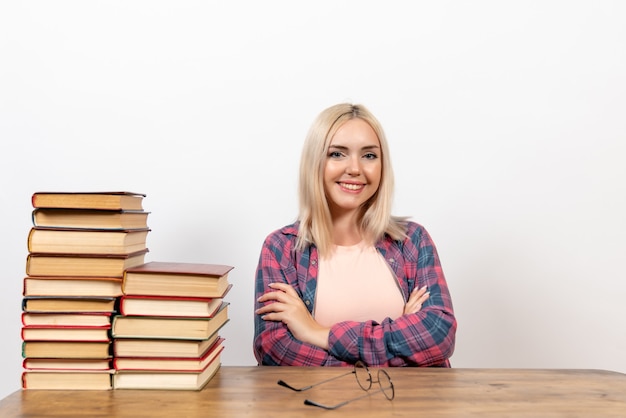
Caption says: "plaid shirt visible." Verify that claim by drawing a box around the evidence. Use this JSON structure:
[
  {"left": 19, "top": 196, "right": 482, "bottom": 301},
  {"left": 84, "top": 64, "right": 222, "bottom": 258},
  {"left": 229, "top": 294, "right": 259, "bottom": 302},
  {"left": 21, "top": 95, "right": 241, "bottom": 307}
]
[{"left": 253, "top": 221, "right": 456, "bottom": 367}]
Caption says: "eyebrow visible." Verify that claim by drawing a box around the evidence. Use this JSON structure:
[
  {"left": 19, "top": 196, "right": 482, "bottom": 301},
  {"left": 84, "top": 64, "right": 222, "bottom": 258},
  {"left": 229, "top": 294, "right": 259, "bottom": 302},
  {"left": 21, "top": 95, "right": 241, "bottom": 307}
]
[{"left": 328, "top": 145, "right": 380, "bottom": 151}]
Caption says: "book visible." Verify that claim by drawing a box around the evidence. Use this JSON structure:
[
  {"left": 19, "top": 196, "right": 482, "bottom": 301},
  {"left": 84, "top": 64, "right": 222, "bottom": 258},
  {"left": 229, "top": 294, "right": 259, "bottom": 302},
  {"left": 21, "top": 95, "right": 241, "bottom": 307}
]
[
  {"left": 112, "top": 303, "right": 229, "bottom": 340},
  {"left": 113, "top": 337, "right": 224, "bottom": 372},
  {"left": 23, "top": 277, "right": 123, "bottom": 297},
  {"left": 22, "top": 370, "right": 113, "bottom": 390},
  {"left": 119, "top": 289, "right": 230, "bottom": 317},
  {"left": 22, "top": 325, "right": 111, "bottom": 342},
  {"left": 22, "top": 312, "right": 112, "bottom": 327},
  {"left": 25, "top": 249, "right": 148, "bottom": 277},
  {"left": 22, "top": 296, "right": 117, "bottom": 313},
  {"left": 112, "top": 352, "right": 222, "bottom": 390},
  {"left": 22, "top": 341, "right": 111, "bottom": 359},
  {"left": 27, "top": 227, "right": 150, "bottom": 255},
  {"left": 122, "top": 261, "right": 234, "bottom": 298},
  {"left": 32, "top": 208, "right": 150, "bottom": 230},
  {"left": 23, "top": 358, "right": 112, "bottom": 371},
  {"left": 32, "top": 191, "right": 145, "bottom": 211},
  {"left": 113, "top": 332, "right": 220, "bottom": 358}
]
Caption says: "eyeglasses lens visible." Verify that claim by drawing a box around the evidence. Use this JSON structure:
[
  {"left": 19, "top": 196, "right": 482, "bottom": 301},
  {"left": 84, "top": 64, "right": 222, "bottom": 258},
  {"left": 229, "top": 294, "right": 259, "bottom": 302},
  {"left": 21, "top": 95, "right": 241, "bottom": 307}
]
[
  {"left": 378, "top": 369, "right": 395, "bottom": 400},
  {"left": 354, "top": 362, "right": 373, "bottom": 390}
]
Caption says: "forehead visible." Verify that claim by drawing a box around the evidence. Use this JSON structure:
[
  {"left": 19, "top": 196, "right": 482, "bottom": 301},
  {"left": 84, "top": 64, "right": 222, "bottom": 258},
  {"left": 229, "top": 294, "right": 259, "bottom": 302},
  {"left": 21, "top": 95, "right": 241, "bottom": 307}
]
[{"left": 329, "top": 118, "right": 380, "bottom": 147}]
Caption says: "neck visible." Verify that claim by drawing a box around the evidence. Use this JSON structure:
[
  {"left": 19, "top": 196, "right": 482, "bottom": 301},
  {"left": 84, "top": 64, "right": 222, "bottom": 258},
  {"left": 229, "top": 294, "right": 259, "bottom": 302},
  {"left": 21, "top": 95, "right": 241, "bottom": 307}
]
[{"left": 331, "top": 211, "right": 362, "bottom": 246}]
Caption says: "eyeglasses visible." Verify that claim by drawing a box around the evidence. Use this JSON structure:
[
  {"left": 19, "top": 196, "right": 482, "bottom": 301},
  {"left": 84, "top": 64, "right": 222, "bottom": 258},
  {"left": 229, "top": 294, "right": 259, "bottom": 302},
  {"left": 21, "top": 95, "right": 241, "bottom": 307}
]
[{"left": 277, "top": 361, "right": 395, "bottom": 410}]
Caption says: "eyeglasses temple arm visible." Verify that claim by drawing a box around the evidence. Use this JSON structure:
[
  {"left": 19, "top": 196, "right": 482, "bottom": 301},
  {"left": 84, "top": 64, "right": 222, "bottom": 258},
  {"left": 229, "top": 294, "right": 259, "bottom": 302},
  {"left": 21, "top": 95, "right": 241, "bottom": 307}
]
[
  {"left": 276, "top": 370, "right": 354, "bottom": 392},
  {"left": 304, "top": 391, "right": 372, "bottom": 410}
]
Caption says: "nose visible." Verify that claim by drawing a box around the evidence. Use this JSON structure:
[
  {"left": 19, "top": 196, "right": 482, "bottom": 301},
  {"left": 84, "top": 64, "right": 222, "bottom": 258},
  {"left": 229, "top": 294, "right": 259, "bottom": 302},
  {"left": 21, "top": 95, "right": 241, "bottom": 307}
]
[{"left": 346, "top": 156, "right": 360, "bottom": 176}]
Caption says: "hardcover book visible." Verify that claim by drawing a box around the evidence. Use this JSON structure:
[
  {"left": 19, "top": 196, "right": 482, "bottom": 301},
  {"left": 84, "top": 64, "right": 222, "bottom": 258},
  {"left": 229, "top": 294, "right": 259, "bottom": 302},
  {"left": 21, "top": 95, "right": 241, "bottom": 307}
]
[
  {"left": 23, "top": 277, "right": 123, "bottom": 297},
  {"left": 23, "top": 358, "right": 112, "bottom": 371},
  {"left": 122, "top": 261, "right": 233, "bottom": 298},
  {"left": 21, "top": 325, "right": 111, "bottom": 342},
  {"left": 22, "top": 370, "right": 113, "bottom": 390},
  {"left": 22, "top": 296, "right": 117, "bottom": 313},
  {"left": 27, "top": 227, "right": 150, "bottom": 255},
  {"left": 22, "top": 312, "right": 113, "bottom": 327},
  {"left": 31, "top": 191, "right": 145, "bottom": 211},
  {"left": 32, "top": 208, "right": 150, "bottom": 230},
  {"left": 112, "top": 303, "right": 229, "bottom": 340},
  {"left": 119, "top": 288, "right": 230, "bottom": 317},
  {"left": 113, "top": 332, "right": 220, "bottom": 358},
  {"left": 112, "top": 352, "right": 222, "bottom": 390},
  {"left": 22, "top": 341, "right": 111, "bottom": 359},
  {"left": 26, "top": 249, "right": 148, "bottom": 277},
  {"left": 113, "top": 337, "right": 224, "bottom": 372}
]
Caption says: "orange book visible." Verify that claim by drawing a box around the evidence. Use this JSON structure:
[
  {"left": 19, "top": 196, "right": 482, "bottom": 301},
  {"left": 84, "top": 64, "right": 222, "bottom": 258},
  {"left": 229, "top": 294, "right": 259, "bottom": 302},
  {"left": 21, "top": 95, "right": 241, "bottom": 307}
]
[
  {"left": 32, "top": 208, "right": 150, "bottom": 230},
  {"left": 26, "top": 249, "right": 148, "bottom": 277},
  {"left": 31, "top": 191, "right": 145, "bottom": 210},
  {"left": 27, "top": 227, "right": 150, "bottom": 255}
]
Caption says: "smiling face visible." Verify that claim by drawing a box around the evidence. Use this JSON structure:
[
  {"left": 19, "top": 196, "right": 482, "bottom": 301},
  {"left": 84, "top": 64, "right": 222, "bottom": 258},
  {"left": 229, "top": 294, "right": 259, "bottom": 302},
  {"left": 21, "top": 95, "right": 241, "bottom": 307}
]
[{"left": 323, "top": 118, "right": 382, "bottom": 219}]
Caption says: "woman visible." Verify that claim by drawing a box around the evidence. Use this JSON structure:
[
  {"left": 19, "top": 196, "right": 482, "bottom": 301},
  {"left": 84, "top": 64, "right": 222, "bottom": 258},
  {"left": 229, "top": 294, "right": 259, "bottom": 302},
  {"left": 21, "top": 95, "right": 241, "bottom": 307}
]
[{"left": 254, "top": 103, "right": 456, "bottom": 367}]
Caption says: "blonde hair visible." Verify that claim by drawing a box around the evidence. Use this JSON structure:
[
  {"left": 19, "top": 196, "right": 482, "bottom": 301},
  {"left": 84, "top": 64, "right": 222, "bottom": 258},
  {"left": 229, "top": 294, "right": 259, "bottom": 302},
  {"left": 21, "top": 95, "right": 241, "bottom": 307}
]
[{"left": 297, "top": 103, "right": 407, "bottom": 255}]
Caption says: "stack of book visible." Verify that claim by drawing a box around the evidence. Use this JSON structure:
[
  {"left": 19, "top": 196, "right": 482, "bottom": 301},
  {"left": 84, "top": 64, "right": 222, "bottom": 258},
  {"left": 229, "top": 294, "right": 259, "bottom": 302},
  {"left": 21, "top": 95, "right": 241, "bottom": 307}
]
[
  {"left": 111, "top": 262, "right": 233, "bottom": 390},
  {"left": 21, "top": 192, "right": 150, "bottom": 390}
]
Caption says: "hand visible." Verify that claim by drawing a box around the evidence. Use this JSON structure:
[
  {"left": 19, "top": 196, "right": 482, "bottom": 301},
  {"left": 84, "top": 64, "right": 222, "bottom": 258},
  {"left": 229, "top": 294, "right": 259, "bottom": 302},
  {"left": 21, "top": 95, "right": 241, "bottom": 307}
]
[
  {"left": 256, "top": 282, "right": 331, "bottom": 350},
  {"left": 404, "top": 286, "right": 430, "bottom": 315}
]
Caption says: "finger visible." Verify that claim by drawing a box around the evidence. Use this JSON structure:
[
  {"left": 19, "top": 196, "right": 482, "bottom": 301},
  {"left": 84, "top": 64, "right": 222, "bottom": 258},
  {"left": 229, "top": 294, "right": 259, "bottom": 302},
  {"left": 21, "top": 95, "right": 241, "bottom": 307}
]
[
  {"left": 415, "top": 291, "right": 430, "bottom": 305},
  {"left": 257, "top": 289, "right": 291, "bottom": 304},
  {"left": 255, "top": 302, "right": 281, "bottom": 315},
  {"left": 411, "top": 286, "right": 428, "bottom": 298},
  {"left": 257, "top": 311, "right": 284, "bottom": 322},
  {"left": 268, "top": 282, "right": 299, "bottom": 297}
]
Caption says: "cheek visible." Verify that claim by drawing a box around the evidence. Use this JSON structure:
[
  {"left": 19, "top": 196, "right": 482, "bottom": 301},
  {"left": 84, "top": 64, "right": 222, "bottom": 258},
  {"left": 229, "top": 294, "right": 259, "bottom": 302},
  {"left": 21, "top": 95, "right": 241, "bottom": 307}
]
[
  {"left": 324, "top": 162, "right": 342, "bottom": 181},
  {"left": 365, "top": 164, "right": 382, "bottom": 184}
]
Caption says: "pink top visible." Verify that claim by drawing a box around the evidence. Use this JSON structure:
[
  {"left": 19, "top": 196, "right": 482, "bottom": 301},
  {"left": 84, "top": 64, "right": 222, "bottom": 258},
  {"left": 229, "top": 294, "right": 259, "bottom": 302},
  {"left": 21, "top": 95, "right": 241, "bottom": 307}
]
[{"left": 314, "top": 241, "right": 405, "bottom": 327}]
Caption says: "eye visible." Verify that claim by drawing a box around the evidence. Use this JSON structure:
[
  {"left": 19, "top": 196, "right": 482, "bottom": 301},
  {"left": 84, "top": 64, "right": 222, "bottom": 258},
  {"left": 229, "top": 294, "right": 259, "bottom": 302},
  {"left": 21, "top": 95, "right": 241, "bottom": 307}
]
[
  {"left": 363, "top": 152, "right": 378, "bottom": 160},
  {"left": 328, "top": 150, "right": 344, "bottom": 158}
]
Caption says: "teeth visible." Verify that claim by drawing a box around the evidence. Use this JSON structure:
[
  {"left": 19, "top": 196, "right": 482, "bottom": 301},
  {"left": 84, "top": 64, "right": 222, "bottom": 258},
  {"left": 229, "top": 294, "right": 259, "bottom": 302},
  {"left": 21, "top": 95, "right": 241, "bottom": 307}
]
[{"left": 340, "top": 183, "right": 363, "bottom": 190}]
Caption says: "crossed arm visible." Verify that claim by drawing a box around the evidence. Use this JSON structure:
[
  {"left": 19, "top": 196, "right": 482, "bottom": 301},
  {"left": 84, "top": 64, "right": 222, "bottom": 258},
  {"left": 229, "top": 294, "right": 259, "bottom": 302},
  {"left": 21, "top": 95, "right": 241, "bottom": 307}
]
[{"left": 256, "top": 283, "right": 430, "bottom": 350}]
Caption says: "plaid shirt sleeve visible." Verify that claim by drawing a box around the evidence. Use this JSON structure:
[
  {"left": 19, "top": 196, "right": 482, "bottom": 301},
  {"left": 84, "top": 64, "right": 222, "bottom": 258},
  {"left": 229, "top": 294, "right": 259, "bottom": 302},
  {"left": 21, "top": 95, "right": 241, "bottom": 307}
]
[
  {"left": 253, "top": 224, "right": 349, "bottom": 366},
  {"left": 328, "top": 222, "right": 456, "bottom": 367}
]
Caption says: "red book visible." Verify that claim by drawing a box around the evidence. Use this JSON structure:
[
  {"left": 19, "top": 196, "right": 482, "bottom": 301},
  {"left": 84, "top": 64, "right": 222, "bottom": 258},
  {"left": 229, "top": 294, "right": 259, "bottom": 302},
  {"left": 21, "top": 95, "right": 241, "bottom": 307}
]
[
  {"left": 23, "top": 358, "right": 112, "bottom": 371},
  {"left": 112, "top": 345, "right": 224, "bottom": 390},
  {"left": 113, "top": 337, "right": 225, "bottom": 372}
]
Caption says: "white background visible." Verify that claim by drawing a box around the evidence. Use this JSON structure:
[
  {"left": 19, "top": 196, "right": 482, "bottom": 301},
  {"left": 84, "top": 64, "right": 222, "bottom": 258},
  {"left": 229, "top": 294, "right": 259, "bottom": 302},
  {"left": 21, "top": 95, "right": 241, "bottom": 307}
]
[{"left": 1, "top": 1, "right": 625, "bottom": 400}]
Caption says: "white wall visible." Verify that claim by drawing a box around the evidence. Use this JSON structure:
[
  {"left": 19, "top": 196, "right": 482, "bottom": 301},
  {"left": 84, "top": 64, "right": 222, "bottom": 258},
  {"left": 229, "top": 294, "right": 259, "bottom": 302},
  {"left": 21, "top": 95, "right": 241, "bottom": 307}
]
[{"left": 1, "top": 0, "right": 625, "bottom": 400}]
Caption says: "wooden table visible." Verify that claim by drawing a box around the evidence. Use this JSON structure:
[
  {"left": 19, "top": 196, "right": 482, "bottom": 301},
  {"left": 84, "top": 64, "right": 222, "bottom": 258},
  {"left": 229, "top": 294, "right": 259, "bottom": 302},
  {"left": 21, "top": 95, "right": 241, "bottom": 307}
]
[{"left": 1, "top": 366, "right": 625, "bottom": 417}]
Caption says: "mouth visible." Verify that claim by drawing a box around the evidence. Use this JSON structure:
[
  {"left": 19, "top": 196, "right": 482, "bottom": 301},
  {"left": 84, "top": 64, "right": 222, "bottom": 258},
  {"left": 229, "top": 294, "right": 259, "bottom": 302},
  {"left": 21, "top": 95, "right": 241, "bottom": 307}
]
[{"left": 338, "top": 182, "right": 365, "bottom": 191}]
